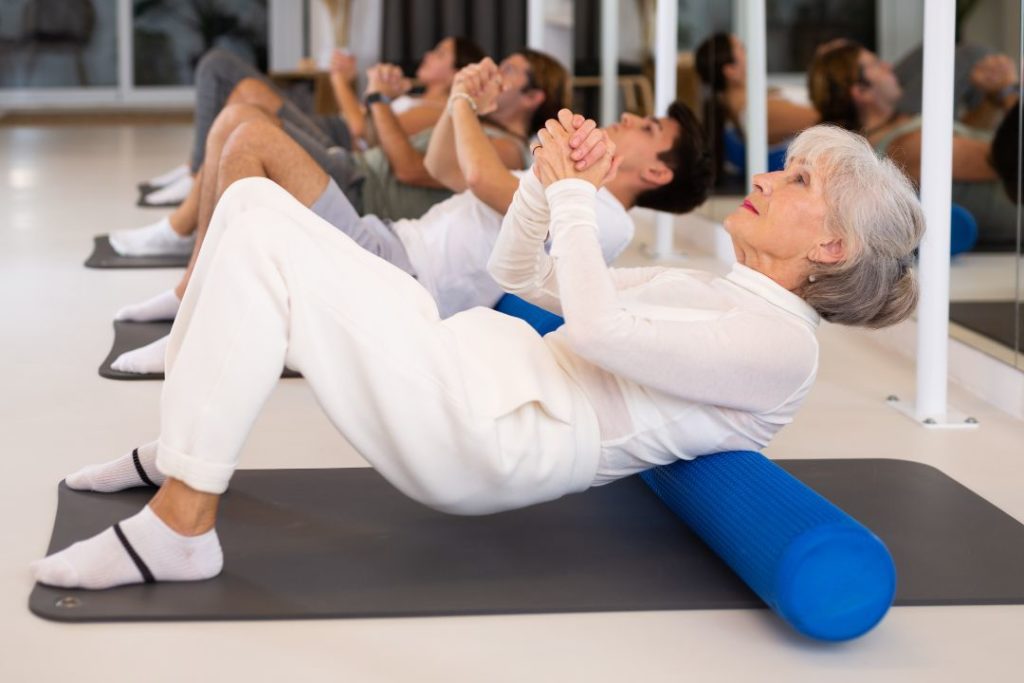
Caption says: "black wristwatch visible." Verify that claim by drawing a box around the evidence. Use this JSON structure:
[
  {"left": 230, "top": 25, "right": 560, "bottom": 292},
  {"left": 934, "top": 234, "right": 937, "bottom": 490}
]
[{"left": 364, "top": 92, "right": 392, "bottom": 107}]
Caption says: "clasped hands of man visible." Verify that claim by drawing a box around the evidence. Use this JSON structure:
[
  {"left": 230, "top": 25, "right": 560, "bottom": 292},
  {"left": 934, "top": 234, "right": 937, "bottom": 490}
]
[{"left": 449, "top": 57, "right": 622, "bottom": 188}]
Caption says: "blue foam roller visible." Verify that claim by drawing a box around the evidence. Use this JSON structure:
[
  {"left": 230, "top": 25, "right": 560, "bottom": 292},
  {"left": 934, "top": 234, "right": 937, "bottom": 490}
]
[
  {"left": 640, "top": 451, "right": 896, "bottom": 641},
  {"left": 949, "top": 203, "right": 978, "bottom": 256},
  {"left": 494, "top": 294, "right": 565, "bottom": 336},
  {"left": 723, "top": 128, "right": 789, "bottom": 174}
]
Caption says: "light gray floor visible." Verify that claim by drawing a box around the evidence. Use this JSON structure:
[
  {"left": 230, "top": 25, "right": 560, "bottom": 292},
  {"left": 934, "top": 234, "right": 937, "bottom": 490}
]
[{"left": 2, "top": 123, "right": 1024, "bottom": 682}]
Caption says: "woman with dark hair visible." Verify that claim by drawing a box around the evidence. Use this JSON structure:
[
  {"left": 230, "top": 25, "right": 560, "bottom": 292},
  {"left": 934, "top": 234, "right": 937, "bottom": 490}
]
[
  {"left": 327, "top": 36, "right": 488, "bottom": 148},
  {"left": 694, "top": 32, "right": 818, "bottom": 184},
  {"left": 114, "top": 38, "right": 489, "bottom": 258},
  {"left": 136, "top": 37, "right": 486, "bottom": 207},
  {"left": 808, "top": 41, "right": 1019, "bottom": 247}
]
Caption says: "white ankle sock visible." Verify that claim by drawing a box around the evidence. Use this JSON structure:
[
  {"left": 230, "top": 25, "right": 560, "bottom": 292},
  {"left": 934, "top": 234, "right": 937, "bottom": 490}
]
[
  {"left": 31, "top": 505, "right": 222, "bottom": 589},
  {"left": 66, "top": 441, "right": 166, "bottom": 492},
  {"left": 110, "top": 334, "right": 169, "bottom": 374},
  {"left": 140, "top": 175, "right": 194, "bottom": 207},
  {"left": 115, "top": 289, "right": 181, "bottom": 322},
  {"left": 109, "top": 217, "right": 194, "bottom": 257},
  {"left": 141, "top": 164, "right": 189, "bottom": 190}
]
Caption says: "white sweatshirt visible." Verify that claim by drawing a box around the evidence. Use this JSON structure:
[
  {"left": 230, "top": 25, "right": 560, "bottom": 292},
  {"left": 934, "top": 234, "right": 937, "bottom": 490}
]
[{"left": 488, "top": 172, "right": 822, "bottom": 484}]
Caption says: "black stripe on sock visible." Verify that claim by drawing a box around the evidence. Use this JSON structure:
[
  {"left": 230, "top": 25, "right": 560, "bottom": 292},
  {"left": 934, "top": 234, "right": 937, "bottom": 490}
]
[
  {"left": 113, "top": 523, "right": 156, "bottom": 584},
  {"left": 132, "top": 448, "right": 158, "bottom": 488}
]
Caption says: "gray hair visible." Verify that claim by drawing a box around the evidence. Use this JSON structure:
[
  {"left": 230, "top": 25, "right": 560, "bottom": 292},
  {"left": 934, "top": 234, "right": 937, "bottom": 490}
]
[{"left": 787, "top": 125, "right": 925, "bottom": 328}]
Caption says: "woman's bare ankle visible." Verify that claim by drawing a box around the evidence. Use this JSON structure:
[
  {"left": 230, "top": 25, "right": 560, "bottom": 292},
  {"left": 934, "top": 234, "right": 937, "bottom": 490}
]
[{"left": 148, "top": 478, "right": 220, "bottom": 536}]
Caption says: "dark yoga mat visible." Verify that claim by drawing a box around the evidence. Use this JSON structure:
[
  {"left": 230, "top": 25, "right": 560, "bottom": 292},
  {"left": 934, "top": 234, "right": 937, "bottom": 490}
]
[
  {"left": 85, "top": 235, "right": 190, "bottom": 269},
  {"left": 950, "top": 301, "right": 1023, "bottom": 353},
  {"left": 29, "top": 459, "right": 1024, "bottom": 623},
  {"left": 100, "top": 320, "right": 300, "bottom": 381}
]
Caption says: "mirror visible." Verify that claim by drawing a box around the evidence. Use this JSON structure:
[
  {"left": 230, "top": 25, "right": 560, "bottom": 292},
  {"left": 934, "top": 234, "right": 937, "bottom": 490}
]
[{"left": 943, "top": 0, "right": 1022, "bottom": 368}]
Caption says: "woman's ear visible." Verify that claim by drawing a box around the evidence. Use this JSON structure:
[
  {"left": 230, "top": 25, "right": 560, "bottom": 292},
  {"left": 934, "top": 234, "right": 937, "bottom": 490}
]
[{"left": 810, "top": 237, "right": 845, "bottom": 265}]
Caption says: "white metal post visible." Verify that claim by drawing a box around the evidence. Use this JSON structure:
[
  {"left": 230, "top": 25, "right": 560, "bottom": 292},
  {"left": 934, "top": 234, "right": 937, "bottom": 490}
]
[
  {"left": 743, "top": 0, "right": 767, "bottom": 189},
  {"left": 600, "top": 0, "right": 619, "bottom": 126},
  {"left": 528, "top": 0, "right": 547, "bottom": 50},
  {"left": 116, "top": 0, "right": 132, "bottom": 101},
  {"left": 652, "top": 0, "right": 678, "bottom": 258},
  {"left": 914, "top": 0, "right": 956, "bottom": 423}
]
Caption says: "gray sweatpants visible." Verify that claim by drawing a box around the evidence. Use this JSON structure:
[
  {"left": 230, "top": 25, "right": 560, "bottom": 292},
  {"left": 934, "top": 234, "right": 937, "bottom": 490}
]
[
  {"left": 190, "top": 48, "right": 351, "bottom": 172},
  {"left": 309, "top": 178, "right": 416, "bottom": 277}
]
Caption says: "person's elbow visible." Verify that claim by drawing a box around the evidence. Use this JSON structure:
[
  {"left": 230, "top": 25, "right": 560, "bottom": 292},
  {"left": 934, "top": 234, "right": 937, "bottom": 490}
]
[
  {"left": 463, "top": 164, "right": 484, "bottom": 192},
  {"left": 393, "top": 160, "right": 429, "bottom": 185},
  {"left": 423, "top": 153, "right": 443, "bottom": 183}
]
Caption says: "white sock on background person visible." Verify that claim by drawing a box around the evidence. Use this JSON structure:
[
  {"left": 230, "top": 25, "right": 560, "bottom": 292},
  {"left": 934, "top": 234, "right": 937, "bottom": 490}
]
[
  {"left": 140, "top": 164, "right": 189, "bottom": 191},
  {"left": 65, "top": 440, "right": 165, "bottom": 492},
  {"left": 31, "top": 505, "right": 222, "bottom": 589},
  {"left": 114, "top": 289, "right": 181, "bottom": 322},
  {"left": 139, "top": 174, "right": 194, "bottom": 207},
  {"left": 110, "top": 334, "right": 169, "bottom": 374},
  {"left": 109, "top": 217, "right": 194, "bottom": 257}
]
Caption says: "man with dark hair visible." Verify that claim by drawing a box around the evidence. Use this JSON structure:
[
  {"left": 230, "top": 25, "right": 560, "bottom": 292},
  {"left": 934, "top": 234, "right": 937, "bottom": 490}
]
[
  {"left": 631, "top": 101, "right": 715, "bottom": 214},
  {"left": 109, "top": 57, "right": 713, "bottom": 376}
]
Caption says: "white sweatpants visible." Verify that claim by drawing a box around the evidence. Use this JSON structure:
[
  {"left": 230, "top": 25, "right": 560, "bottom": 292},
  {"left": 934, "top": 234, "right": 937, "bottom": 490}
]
[{"left": 156, "top": 178, "right": 601, "bottom": 515}]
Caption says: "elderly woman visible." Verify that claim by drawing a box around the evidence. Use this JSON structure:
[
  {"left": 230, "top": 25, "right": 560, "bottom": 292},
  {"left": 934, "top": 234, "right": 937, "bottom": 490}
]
[
  {"left": 808, "top": 41, "right": 1017, "bottom": 247},
  {"left": 33, "top": 114, "right": 923, "bottom": 590}
]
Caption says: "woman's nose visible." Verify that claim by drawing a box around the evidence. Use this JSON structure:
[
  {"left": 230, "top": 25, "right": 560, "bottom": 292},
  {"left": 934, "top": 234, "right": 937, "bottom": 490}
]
[{"left": 752, "top": 171, "right": 773, "bottom": 195}]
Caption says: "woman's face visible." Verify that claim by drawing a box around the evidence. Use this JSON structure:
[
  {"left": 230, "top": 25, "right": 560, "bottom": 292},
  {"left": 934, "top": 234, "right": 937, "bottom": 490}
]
[
  {"left": 856, "top": 49, "right": 902, "bottom": 105},
  {"left": 723, "top": 160, "right": 835, "bottom": 271},
  {"left": 726, "top": 34, "right": 746, "bottom": 86},
  {"left": 416, "top": 38, "right": 456, "bottom": 85}
]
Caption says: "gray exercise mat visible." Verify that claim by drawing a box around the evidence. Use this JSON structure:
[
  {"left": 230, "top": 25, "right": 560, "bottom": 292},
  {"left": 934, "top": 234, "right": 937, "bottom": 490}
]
[
  {"left": 100, "top": 320, "right": 300, "bottom": 381},
  {"left": 29, "top": 459, "right": 1024, "bottom": 623},
  {"left": 85, "top": 235, "right": 189, "bottom": 269},
  {"left": 950, "top": 301, "right": 1023, "bottom": 353}
]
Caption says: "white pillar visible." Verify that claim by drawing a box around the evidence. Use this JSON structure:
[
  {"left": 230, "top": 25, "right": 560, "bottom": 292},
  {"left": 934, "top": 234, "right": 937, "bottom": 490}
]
[
  {"left": 743, "top": 0, "right": 768, "bottom": 190},
  {"left": 652, "top": 0, "right": 678, "bottom": 258},
  {"left": 914, "top": 0, "right": 956, "bottom": 422},
  {"left": 600, "top": 0, "right": 619, "bottom": 126},
  {"left": 733, "top": 0, "right": 747, "bottom": 45},
  {"left": 528, "top": 0, "right": 546, "bottom": 50}
]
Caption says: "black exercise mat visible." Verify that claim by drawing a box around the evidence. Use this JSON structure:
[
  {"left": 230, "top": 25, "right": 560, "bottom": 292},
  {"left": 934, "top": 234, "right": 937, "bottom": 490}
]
[
  {"left": 950, "top": 301, "right": 1023, "bottom": 353},
  {"left": 971, "top": 241, "right": 1020, "bottom": 253},
  {"left": 100, "top": 321, "right": 300, "bottom": 381},
  {"left": 85, "top": 235, "right": 189, "bottom": 269},
  {"left": 29, "top": 459, "right": 1024, "bottom": 623}
]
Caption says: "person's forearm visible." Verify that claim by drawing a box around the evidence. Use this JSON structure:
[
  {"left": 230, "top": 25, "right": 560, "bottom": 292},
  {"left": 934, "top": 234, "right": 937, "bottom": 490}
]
[
  {"left": 488, "top": 172, "right": 559, "bottom": 309},
  {"left": 450, "top": 100, "right": 508, "bottom": 188},
  {"left": 331, "top": 72, "right": 367, "bottom": 142},
  {"left": 961, "top": 89, "right": 1019, "bottom": 130},
  {"left": 423, "top": 103, "right": 466, "bottom": 190},
  {"left": 369, "top": 101, "right": 444, "bottom": 187}
]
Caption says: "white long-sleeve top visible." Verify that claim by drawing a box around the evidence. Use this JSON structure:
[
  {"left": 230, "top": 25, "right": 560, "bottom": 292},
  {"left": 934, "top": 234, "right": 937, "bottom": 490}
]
[{"left": 488, "top": 172, "right": 822, "bottom": 484}]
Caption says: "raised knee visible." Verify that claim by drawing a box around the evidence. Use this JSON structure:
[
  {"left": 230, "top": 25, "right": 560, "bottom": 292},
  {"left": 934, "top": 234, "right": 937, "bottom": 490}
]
[
  {"left": 227, "top": 77, "right": 269, "bottom": 106},
  {"left": 194, "top": 48, "right": 236, "bottom": 83},
  {"left": 217, "top": 177, "right": 291, "bottom": 218},
  {"left": 221, "top": 118, "right": 279, "bottom": 158},
  {"left": 210, "top": 103, "right": 266, "bottom": 139}
]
